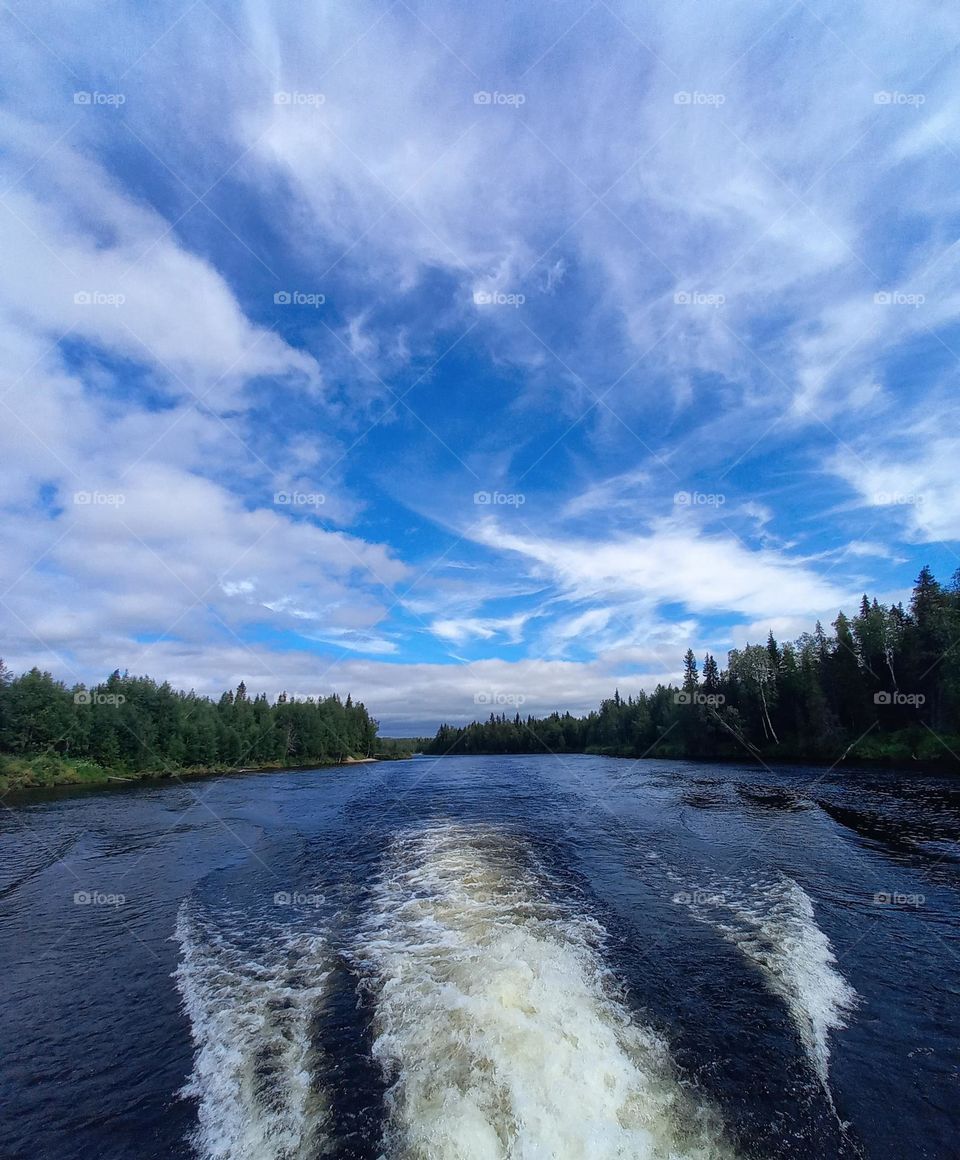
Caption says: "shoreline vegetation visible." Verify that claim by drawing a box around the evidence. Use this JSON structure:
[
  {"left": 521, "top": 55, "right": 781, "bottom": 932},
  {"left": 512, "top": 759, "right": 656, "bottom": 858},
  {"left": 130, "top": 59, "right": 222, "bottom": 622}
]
[
  {"left": 0, "top": 744, "right": 426, "bottom": 794},
  {"left": 4, "top": 566, "right": 958, "bottom": 790},
  {"left": 427, "top": 566, "right": 960, "bottom": 771},
  {"left": 0, "top": 753, "right": 402, "bottom": 795},
  {"left": 0, "top": 665, "right": 419, "bottom": 793}
]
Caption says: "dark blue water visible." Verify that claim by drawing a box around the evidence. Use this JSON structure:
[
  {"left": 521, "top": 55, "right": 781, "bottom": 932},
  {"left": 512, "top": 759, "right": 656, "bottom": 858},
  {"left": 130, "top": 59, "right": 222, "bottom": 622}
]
[{"left": 1, "top": 755, "right": 958, "bottom": 1159}]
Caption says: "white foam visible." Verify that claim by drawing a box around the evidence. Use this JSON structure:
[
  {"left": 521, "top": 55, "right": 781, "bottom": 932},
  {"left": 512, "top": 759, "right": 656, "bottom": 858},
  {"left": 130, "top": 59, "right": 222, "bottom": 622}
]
[
  {"left": 359, "top": 823, "right": 737, "bottom": 1160},
  {"left": 671, "top": 873, "right": 857, "bottom": 1092},
  {"left": 174, "top": 903, "right": 329, "bottom": 1160}
]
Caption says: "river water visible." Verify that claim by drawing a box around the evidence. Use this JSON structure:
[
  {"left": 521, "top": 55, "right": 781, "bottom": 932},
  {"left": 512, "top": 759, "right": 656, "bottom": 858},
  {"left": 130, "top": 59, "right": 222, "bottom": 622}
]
[{"left": 1, "top": 754, "right": 957, "bottom": 1159}]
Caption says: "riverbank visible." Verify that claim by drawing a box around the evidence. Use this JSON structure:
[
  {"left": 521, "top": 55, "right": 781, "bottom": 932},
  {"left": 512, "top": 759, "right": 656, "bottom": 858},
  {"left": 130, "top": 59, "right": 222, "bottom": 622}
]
[
  {"left": 606, "top": 729, "right": 960, "bottom": 769},
  {"left": 428, "top": 731, "right": 960, "bottom": 771},
  {"left": 0, "top": 752, "right": 389, "bottom": 793}
]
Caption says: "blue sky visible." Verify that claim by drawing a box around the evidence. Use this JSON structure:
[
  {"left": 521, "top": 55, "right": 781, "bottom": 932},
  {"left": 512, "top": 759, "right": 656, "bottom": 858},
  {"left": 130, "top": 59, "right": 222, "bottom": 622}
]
[{"left": 1, "top": 0, "right": 959, "bottom": 732}]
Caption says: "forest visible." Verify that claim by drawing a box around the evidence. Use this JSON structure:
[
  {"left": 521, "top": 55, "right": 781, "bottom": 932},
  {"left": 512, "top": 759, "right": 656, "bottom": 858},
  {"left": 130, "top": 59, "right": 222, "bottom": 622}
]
[
  {"left": 4, "top": 565, "right": 959, "bottom": 789},
  {"left": 428, "top": 566, "right": 960, "bottom": 766},
  {"left": 0, "top": 666, "right": 378, "bottom": 789}
]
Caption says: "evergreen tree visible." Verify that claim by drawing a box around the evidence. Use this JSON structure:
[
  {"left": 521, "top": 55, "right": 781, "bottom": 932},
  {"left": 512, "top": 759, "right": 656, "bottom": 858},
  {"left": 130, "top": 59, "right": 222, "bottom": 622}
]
[
  {"left": 0, "top": 664, "right": 379, "bottom": 777},
  {"left": 426, "top": 566, "right": 958, "bottom": 765}
]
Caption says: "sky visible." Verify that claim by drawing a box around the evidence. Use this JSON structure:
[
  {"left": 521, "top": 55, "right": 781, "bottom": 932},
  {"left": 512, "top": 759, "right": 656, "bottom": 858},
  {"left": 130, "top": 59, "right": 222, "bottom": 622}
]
[{"left": 1, "top": 0, "right": 959, "bottom": 734}]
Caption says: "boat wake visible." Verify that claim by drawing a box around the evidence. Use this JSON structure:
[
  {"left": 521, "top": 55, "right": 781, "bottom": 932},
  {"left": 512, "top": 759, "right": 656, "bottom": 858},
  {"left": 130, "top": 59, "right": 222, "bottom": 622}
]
[
  {"left": 669, "top": 872, "right": 858, "bottom": 1095},
  {"left": 174, "top": 903, "right": 330, "bottom": 1160},
  {"left": 356, "top": 822, "right": 738, "bottom": 1160}
]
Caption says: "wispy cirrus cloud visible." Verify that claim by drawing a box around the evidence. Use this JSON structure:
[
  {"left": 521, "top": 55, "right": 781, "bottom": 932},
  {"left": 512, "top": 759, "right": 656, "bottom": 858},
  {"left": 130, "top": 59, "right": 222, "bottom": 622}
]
[{"left": 0, "top": 0, "right": 957, "bottom": 731}]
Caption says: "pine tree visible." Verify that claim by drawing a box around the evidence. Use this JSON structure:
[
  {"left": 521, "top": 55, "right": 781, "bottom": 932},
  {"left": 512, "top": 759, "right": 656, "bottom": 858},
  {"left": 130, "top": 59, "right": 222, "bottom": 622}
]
[{"left": 682, "top": 649, "right": 699, "bottom": 693}]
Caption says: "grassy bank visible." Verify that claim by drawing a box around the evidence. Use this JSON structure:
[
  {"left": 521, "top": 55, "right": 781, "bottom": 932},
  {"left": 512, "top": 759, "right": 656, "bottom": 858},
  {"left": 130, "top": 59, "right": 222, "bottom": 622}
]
[{"left": 0, "top": 752, "right": 385, "bottom": 793}]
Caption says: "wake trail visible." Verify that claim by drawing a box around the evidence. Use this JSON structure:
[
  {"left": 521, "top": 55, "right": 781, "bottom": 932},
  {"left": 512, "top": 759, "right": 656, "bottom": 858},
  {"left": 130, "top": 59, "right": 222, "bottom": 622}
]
[
  {"left": 174, "top": 902, "right": 330, "bottom": 1160},
  {"left": 357, "top": 822, "right": 739, "bottom": 1160}
]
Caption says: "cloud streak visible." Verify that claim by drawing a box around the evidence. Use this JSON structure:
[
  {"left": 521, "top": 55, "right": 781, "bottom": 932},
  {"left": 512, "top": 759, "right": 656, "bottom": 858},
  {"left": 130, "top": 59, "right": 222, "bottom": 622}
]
[{"left": 0, "top": 0, "right": 957, "bottom": 731}]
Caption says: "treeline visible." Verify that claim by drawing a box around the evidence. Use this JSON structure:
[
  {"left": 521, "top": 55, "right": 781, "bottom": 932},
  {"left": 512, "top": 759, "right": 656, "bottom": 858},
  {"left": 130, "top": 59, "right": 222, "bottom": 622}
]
[
  {"left": 428, "top": 566, "right": 960, "bottom": 766},
  {"left": 0, "top": 664, "right": 378, "bottom": 786},
  {"left": 375, "top": 736, "right": 431, "bottom": 758}
]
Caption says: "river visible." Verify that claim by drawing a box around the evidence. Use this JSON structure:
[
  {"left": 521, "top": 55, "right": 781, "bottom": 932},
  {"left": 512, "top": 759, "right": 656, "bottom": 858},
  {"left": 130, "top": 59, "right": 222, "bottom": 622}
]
[{"left": 1, "top": 754, "right": 957, "bottom": 1159}]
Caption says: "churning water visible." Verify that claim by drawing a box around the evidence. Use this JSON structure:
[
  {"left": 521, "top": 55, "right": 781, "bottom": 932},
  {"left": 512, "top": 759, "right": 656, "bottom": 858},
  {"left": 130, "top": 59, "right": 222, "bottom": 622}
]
[{"left": 1, "top": 755, "right": 958, "bottom": 1158}]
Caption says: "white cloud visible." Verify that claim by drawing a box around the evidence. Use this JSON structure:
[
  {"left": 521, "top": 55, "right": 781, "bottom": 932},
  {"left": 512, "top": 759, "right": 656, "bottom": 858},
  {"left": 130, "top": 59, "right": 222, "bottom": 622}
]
[
  {"left": 560, "top": 468, "right": 651, "bottom": 520},
  {"left": 0, "top": 0, "right": 954, "bottom": 735},
  {"left": 470, "top": 517, "right": 854, "bottom": 621},
  {"left": 829, "top": 423, "right": 960, "bottom": 543},
  {"left": 430, "top": 611, "right": 534, "bottom": 646},
  {"left": 0, "top": 118, "right": 318, "bottom": 392}
]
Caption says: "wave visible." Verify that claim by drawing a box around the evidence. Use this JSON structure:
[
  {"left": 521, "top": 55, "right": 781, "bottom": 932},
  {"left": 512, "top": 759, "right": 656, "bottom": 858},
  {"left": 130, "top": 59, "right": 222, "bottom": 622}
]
[
  {"left": 670, "top": 873, "right": 858, "bottom": 1094},
  {"left": 0, "top": 832, "right": 80, "bottom": 901},
  {"left": 357, "top": 822, "right": 738, "bottom": 1160},
  {"left": 174, "top": 903, "right": 330, "bottom": 1160}
]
